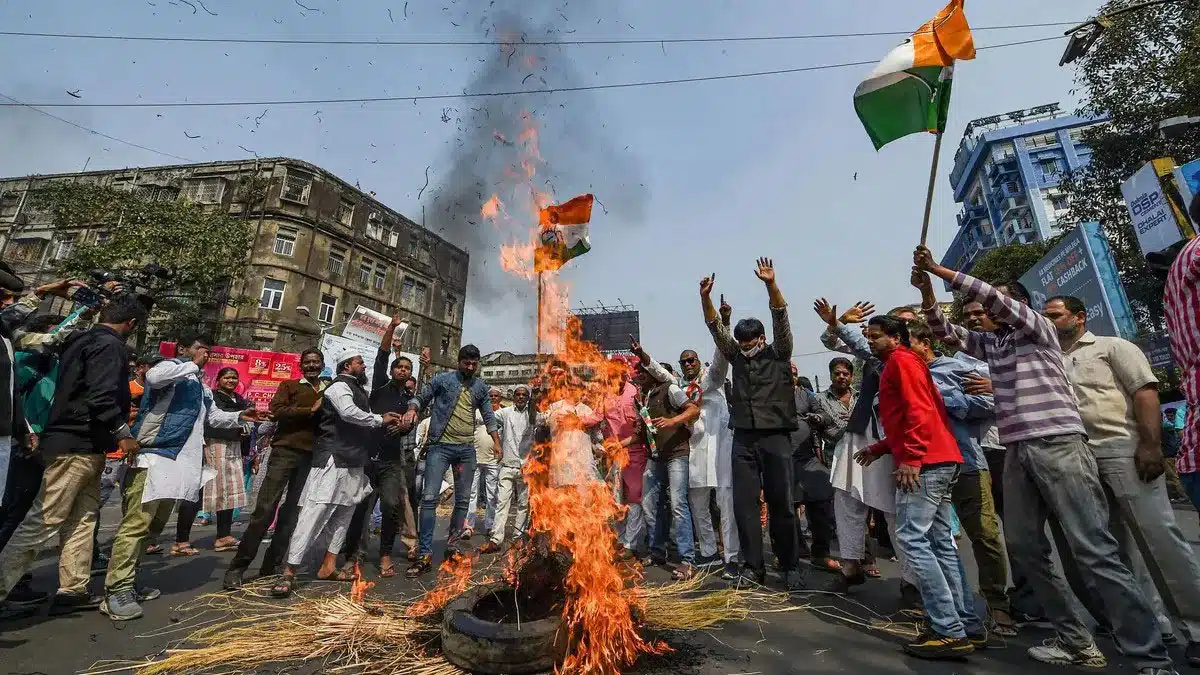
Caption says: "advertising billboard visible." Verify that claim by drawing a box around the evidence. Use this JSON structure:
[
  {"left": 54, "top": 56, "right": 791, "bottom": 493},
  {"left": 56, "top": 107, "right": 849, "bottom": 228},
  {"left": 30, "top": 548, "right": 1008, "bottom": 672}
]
[
  {"left": 574, "top": 309, "right": 640, "bottom": 353},
  {"left": 157, "top": 342, "right": 301, "bottom": 411},
  {"left": 1122, "top": 161, "right": 1186, "bottom": 256},
  {"left": 1019, "top": 221, "right": 1137, "bottom": 340}
]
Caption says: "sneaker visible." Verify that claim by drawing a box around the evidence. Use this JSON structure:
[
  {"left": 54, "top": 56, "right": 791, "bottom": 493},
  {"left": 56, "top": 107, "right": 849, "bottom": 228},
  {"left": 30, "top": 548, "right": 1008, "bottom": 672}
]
[
  {"left": 968, "top": 631, "right": 990, "bottom": 650},
  {"left": 223, "top": 568, "right": 245, "bottom": 591},
  {"left": 740, "top": 567, "right": 767, "bottom": 586},
  {"left": 6, "top": 579, "right": 48, "bottom": 607},
  {"left": 99, "top": 590, "right": 144, "bottom": 622},
  {"left": 1027, "top": 638, "right": 1107, "bottom": 668},
  {"left": 135, "top": 586, "right": 161, "bottom": 602},
  {"left": 48, "top": 591, "right": 103, "bottom": 616},
  {"left": 720, "top": 562, "right": 740, "bottom": 581},
  {"left": 478, "top": 541, "right": 501, "bottom": 555},
  {"left": 405, "top": 554, "right": 433, "bottom": 578},
  {"left": 784, "top": 569, "right": 807, "bottom": 592},
  {"left": 904, "top": 630, "right": 975, "bottom": 659},
  {"left": 696, "top": 555, "right": 723, "bottom": 570}
]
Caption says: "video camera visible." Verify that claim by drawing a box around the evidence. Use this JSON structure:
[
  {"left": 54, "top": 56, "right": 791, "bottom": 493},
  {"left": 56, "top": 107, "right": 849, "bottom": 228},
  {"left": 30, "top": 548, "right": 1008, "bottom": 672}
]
[{"left": 73, "top": 263, "right": 172, "bottom": 309}]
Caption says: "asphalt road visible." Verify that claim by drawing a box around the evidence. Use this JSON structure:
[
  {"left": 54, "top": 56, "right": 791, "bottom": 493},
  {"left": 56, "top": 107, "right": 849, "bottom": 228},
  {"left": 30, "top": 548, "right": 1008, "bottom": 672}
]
[{"left": 2, "top": 501, "right": 1198, "bottom": 675}]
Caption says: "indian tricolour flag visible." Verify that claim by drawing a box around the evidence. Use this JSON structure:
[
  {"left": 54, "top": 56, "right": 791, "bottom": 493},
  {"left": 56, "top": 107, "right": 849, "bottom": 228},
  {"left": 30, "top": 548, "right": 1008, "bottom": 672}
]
[
  {"left": 535, "top": 193, "right": 594, "bottom": 271},
  {"left": 854, "top": 0, "right": 976, "bottom": 150}
]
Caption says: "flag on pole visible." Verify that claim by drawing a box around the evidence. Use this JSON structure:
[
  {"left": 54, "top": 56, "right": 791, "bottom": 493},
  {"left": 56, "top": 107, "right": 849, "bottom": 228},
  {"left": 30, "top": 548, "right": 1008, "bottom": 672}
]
[
  {"left": 536, "top": 194, "right": 594, "bottom": 270},
  {"left": 854, "top": 0, "right": 976, "bottom": 150}
]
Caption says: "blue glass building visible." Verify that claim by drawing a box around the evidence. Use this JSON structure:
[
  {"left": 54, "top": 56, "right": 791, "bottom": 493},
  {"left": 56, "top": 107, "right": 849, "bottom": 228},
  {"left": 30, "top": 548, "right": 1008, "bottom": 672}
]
[{"left": 940, "top": 103, "right": 1106, "bottom": 277}]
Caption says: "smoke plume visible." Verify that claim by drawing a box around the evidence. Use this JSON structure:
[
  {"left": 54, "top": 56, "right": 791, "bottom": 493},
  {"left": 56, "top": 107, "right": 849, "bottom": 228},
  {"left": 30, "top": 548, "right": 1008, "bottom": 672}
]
[{"left": 424, "top": 1, "right": 646, "bottom": 308}]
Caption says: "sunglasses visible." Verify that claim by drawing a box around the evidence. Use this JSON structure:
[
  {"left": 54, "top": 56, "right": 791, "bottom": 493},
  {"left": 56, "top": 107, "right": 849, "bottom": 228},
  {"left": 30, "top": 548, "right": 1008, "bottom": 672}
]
[{"left": 679, "top": 357, "right": 699, "bottom": 365}]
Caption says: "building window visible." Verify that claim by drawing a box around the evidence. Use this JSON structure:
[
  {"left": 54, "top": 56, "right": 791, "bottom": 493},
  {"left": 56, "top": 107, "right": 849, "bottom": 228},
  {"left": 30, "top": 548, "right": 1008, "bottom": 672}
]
[
  {"left": 318, "top": 293, "right": 337, "bottom": 324},
  {"left": 990, "top": 141, "right": 1015, "bottom": 161},
  {"left": 182, "top": 178, "right": 225, "bottom": 204},
  {"left": 373, "top": 264, "right": 386, "bottom": 291},
  {"left": 1025, "top": 132, "right": 1059, "bottom": 149},
  {"left": 273, "top": 229, "right": 297, "bottom": 256},
  {"left": 259, "top": 278, "right": 285, "bottom": 310},
  {"left": 337, "top": 199, "right": 355, "bottom": 226},
  {"left": 440, "top": 334, "right": 452, "bottom": 357},
  {"left": 366, "top": 216, "right": 383, "bottom": 241},
  {"left": 93, "top": 231, "right": 109, "bottom": 245},
  {"left": 444, "top": 293, "right": 458, "bottom": 322},
  {"left": 327, "top": 247, "right": 345, "bottom": 277},
  {"left": 1068, "top": 127, "right": 1088, "bottom": 145},
  {"left": 405, "top": 324, "right": 421, "bottom": 350},
  {"left": 7, "top": 238, "right": 45, "bottom": 264},
  {"left": 1050, "top": 194, "right": 1070, "bottom": 211},
  {"left": 1038, "top": 158, "right": 1062, "bottom": 177},
  {"left": 0, "top": 191, "right": 20, "bottom": 218},
  {"left": 359, "top": 258, "right": 372, "bottom": 287},
  {"left": 52, "top": 233, "right": 77, "bottom": 261},
  {"left": 281, "top": 168, "right": 313, "bottom": 204},
  {"left": 401, "top": 278, "right": 428, "bottom": 312}
]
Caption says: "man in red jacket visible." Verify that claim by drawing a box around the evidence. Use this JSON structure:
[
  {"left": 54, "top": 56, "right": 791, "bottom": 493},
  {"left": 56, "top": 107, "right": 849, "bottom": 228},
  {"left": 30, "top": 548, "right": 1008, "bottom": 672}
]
[{"left": 854, "top": 315, "right": 983, "bottom": 660}]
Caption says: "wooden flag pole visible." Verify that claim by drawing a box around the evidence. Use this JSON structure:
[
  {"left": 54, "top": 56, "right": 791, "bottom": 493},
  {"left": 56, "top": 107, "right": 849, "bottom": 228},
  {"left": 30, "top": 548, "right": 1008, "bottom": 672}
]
[
  {"left": 535, "top": 270, "right": 544, "bottom": 358},
  {"left": 919, "top": 130, "right": 945, "bottom": 246}
]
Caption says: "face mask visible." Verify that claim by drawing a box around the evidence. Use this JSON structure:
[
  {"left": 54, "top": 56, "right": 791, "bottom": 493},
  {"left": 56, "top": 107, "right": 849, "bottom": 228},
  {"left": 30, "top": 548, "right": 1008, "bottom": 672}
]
[{"left": 740, "top": 342, "right": 764, "bottom": 359}]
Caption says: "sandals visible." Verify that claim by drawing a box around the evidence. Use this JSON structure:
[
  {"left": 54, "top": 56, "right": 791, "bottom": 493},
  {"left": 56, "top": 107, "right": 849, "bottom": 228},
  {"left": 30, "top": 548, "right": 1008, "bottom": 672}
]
[
  {"left": 271, "top": 575, "right": 297, "bottom": 598},
  {"left": 316, "top": 569, "right": 355, "bottom": 583},
  {"left": 406, "top": 555, "right": 433, "bottom": 579},
  {"left": 170, "top": 543, "right": 201, "bottom": 557},
  {"left": 214, "top": 537, "right": 241, "bottom": 552},
  {"left": 811, "top": 558, "right": 842, "bottom": 573},
  {"left": 864, "top": 564, "right": 882, "bottom": 579},
  {"left": 379, "top": 558, "right": 397, "bottom": 578},
  {"left": 144, "top": 544, "right": 164, "bottom": 555}
]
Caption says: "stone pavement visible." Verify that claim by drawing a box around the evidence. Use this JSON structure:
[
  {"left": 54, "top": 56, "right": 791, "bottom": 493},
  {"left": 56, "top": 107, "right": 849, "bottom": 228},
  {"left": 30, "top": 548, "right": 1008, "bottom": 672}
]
[{"left": 1, "top": 500, "right": 1198, "bottom": 674}]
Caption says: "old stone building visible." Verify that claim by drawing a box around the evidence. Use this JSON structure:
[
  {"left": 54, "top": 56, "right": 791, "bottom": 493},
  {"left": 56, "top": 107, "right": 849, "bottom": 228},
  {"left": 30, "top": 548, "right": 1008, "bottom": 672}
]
[{"left": 0, "top": 157, "right": 469, "bottom": 369}]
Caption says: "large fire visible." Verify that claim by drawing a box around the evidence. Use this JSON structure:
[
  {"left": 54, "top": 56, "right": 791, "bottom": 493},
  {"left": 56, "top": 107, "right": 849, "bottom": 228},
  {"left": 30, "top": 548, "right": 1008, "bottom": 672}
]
[{"left": 481, "top": 112, "right": 666, "bottom": 673}]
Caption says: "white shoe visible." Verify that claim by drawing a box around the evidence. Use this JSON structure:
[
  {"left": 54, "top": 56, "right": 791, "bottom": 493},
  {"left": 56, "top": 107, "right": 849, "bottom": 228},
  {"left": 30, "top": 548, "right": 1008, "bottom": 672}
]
[{"left": 1027, "top": 638, "right": 1107, "bottom": 668}]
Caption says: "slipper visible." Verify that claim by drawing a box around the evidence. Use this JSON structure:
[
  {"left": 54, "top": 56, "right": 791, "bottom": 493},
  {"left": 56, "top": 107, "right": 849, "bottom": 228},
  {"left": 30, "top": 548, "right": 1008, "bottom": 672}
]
[
  {"left": 214, "top": 538, "right": 241, "bottom": 552},
  {"left": 271, "top": 576, "right": 297, "bottom": 598},
  {"left": 379, "top": 564, "right": 396, "bottom": 578},
  {"left": 317, "top": 569, "right": 355, "bottom": 583},
  {"left": 864, "top": 564, "right": 882, "bottom": 579},
  {"left": 170, "top": 544, "right": 201, "bottom": 557},
  {"left": 144, "top": 544, "right": 164, "bottom": 555}
]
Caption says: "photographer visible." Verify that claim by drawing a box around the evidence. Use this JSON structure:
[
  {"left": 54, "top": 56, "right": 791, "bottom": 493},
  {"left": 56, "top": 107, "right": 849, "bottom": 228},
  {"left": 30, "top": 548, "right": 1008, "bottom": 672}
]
[{"left": 0, "top": 292, "right": 147, "bottom": 619}]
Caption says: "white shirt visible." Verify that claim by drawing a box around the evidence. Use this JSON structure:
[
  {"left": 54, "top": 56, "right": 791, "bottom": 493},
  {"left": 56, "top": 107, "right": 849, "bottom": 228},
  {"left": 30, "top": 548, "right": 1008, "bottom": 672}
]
[
  {"left": 324, "top": 380, "right": 383, "bottom": 427},
  {"left": 646, "top": 347, "right": 732, "bottom": 488},
  {"left": 137, "top": 361, "right": 242, "bottom": 504},
  {"left": 495, "top": 405, "right": 533, "bottom": 468}
]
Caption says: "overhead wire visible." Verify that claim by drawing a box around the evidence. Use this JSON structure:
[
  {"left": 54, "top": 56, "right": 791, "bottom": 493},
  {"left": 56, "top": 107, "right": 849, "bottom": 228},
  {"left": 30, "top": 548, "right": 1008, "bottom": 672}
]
[
  {"left": 0, "top": 20, "right": 1079, "bottom": 47},
  {"left": 0, "top": 34, "right": 1067, "bottom": 110}
]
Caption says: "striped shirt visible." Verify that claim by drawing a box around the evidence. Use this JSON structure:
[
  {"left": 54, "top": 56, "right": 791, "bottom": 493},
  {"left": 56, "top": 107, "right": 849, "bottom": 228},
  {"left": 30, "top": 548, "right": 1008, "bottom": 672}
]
[
  {"left": 1165, "top": 237, "right": 1200, "bottom": 473},
  {"left": 925, "top": 271, "right": 1084, "bottom": 445}
]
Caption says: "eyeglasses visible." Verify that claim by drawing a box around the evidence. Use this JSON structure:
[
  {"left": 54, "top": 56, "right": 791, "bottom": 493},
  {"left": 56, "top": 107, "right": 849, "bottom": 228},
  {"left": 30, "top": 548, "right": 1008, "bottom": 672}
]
[{"left": 679, "top": 357, "right": 699, "bottom": 365}]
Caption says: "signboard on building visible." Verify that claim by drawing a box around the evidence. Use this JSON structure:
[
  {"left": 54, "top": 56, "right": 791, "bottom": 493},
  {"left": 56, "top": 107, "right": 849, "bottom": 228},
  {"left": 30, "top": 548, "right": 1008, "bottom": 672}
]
[
  {"left": 574, "top": 309, "right": 640, "bottom": 353},
  {"left": 1019, "top": 221, "right": 1137, "bottom": 340},
  {"left": 1122, "top": 162, "right": 1186, "bottom": 256},
  {"left": 156, "top": 342, "right": 301, "bottom": 411}
]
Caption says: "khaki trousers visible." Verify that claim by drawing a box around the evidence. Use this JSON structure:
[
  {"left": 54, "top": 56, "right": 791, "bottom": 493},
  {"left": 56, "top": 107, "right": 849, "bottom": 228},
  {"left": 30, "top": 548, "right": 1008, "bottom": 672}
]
[{"left": 0, "top": 454, "right": 104, "bottom": 601}]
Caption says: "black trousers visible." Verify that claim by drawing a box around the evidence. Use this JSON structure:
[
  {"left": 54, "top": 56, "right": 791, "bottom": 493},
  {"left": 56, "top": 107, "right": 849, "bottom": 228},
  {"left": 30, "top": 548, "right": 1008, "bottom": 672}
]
[
  {"left": 800, "top": 499, "right": 836, "bottom": 560},
  {"left": 176, "top": 494, "right": 233, "bottom": 541},
  {"left": 228, "top": 445, "right": 310, "bottom": 575},
  {"left": 731, "top": 429, "right": 799, "bottom": 574},
  {"left": 0, "top": 452, "right": 45, "bottom": 554}
]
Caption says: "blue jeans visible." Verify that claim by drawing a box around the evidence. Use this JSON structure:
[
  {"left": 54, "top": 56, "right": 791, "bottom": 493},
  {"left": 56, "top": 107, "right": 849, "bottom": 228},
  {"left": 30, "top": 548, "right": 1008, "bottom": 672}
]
[
  {"left": 642, "top": 455, "right": 694, "bottom": 565},
  {"left": 417, "top": 443, "right": 476, "bottom": 557},
  {"left": 1182, "top": 472, "right": 1200, "bottom": 520},
  {"left": 894, "top": 464, "right": 983, "bottom": 638}
]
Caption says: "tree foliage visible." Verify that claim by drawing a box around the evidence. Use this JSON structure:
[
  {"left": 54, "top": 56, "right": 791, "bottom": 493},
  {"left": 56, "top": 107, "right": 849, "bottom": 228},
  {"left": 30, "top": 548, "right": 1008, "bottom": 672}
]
[
  {"left": 33, "top": 181, "right": 257, "bottom": 345},
  {"left": 948, "top": 241, "right": 1053, "bottom": 323},
  {"left": 1058, "top": 0, "right": 1200, "bottom": 333}
]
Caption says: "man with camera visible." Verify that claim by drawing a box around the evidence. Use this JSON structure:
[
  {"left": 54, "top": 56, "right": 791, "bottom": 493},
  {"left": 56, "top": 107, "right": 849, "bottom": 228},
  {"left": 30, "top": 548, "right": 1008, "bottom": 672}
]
[{"left": 0, "top": 291, "right": 146, "bottom": 619}]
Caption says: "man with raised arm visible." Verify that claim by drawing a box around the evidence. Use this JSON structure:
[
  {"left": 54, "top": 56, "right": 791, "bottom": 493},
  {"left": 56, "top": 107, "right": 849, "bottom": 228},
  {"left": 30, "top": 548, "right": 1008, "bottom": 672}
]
[
  {"left": 702, "top": 258, "right": 804, "bottom": 590},
  {"left": 913, "top": 246, "right": 1173, "bottom": 675}
]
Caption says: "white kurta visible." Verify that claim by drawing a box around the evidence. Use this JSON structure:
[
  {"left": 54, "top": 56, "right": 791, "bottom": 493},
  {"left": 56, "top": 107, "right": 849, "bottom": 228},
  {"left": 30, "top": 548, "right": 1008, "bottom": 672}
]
[
  {"left": 827, "top": 405, "right": 897, "bottom": 514},
  {"left": 645, "top": 347, "right": 732, "bottom": 489},
  {"left": 137, "top": 361, "right": 243, "bottom": 504},
  {"left": 540, "top": 400, "right": 600, "bottom": 488}
]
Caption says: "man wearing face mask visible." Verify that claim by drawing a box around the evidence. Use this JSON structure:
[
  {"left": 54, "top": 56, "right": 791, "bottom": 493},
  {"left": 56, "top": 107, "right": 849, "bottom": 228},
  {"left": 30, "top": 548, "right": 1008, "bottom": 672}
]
[
  {"left": 1046, "top": 295, "right": 1200, "bottom": 666},
  {"left": 915, "top": 247, "right": 1173, "bottom": 674},
  {"left": 701, "top": 258, "right": 804, "bottom": 590},
  {"left": 224, "top": 349, "right": 329, "bottom": 591}
]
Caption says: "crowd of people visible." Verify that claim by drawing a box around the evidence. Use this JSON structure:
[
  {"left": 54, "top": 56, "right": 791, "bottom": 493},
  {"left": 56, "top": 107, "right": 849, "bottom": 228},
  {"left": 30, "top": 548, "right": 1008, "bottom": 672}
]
[{"left": 0, "top": 235, "right": 1196, "bottom": 675}]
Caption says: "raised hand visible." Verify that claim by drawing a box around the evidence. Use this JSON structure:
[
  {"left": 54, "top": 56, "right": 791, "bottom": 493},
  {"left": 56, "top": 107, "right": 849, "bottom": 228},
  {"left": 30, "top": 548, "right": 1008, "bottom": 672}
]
[
  {"left": 718, "top": 294, "right": 732, "bottom": 324},
  {"left": 911, "top": 266, "right": 933, "bottom": 292},
  {"left": 913, "top": 246, "right": 935, "bottom": 271},
  {"left": 755, "top": 257, "right": 775, "bottom": 284},
  {"left": 839, "top": 301, "right": 876, "bottom": 325},
  {"left": 699, "top": 273, "right": 715, "bottom": 297},
  {"left": 813, "top": 298, "right": 838, "bottom": 327},
  {"left": 629, "top": 334, "right": 645, "bottom": 357}
]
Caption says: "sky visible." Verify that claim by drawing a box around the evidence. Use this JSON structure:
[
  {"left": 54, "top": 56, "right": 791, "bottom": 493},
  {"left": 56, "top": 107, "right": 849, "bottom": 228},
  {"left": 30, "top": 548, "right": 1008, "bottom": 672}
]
[{"left": 0, "top": 0, "right": 1100, "bottom": 385}]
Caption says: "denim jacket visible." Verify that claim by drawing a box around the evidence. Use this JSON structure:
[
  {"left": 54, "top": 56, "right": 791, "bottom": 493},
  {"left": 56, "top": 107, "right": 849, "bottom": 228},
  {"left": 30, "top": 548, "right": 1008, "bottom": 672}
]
[
  {"left": 410, "top": 371, "right": 497, "bottom": 444},
  {"left": 927, "top": 355, "right": 994, "bottom": 472}
]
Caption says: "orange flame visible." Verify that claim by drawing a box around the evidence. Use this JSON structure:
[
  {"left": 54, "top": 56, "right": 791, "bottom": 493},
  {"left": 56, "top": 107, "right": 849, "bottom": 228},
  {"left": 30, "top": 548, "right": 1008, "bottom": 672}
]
[
  {"left": 349, "top": 561, "right": 374, "bottom": 605},
  {"left": 406, "top": 553, "right": 475, "bottom": 617}
]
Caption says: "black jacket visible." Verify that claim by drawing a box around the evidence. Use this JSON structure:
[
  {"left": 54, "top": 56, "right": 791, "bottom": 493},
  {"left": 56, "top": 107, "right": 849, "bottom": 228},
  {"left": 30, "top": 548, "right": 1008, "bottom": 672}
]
[
  {"left": 41, "top": 325, "right": 131, "bottom": 455},
  {"left": 370, "top": 348, "right": 416, "bottom": 461},
  {"left": 728, "top": 345, "right": 798, "bottom": 432},
  {"left": 206, "top": 390, "right": 250, "bottom": 442},
  {"left": 313, "top": 374, "right": 375, "bottom": 469}
]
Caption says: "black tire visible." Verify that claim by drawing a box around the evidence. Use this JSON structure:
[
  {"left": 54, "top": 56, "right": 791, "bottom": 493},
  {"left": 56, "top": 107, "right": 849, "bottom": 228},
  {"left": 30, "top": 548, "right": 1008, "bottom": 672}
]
[{"left": 441, "top": 582, "right": 567, "bottom": 674}]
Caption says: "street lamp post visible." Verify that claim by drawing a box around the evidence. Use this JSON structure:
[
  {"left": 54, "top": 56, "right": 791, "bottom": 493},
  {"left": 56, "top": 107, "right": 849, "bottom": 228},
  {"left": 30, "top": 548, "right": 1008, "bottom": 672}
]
[{"left": 1060, "top": 0, "right": 1187, "bottom": 66}]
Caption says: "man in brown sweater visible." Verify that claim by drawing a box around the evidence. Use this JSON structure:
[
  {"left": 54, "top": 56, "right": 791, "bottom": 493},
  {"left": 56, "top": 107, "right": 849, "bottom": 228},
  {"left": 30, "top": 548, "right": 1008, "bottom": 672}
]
[{"left": 224, "top": 349, "right": 329, "bottom": 590}]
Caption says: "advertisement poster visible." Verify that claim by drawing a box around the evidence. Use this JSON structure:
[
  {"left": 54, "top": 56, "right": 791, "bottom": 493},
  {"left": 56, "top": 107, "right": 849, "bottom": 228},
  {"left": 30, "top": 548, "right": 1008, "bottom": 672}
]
[
  {"left": 319, "top": 333, "right": 420, "bottom": 392},
  {"left": 157, "top": 342, "right": 301, "bottom": 410},
  {"left": 1122, "top": 162, "right": 1185, "bottom": 257},
  {"left": 342, "top": 305, "right": 393, "bottom": 348},
  {"left": 1019, "top": 222, "right": 1137, "bottom": 340}
]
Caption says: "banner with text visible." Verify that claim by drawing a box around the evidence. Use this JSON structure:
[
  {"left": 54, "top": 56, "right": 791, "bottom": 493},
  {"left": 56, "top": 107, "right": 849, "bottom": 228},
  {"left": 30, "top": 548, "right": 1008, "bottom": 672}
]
[
  {"left": 319, "top": 333, "right": 420, "bottom": 392},
  {"left": 157, "top": 342, "right": 301, "bottom": 411},
  {"left": 1122, "top": 162, "right": 1186, "bottom": 257}
]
